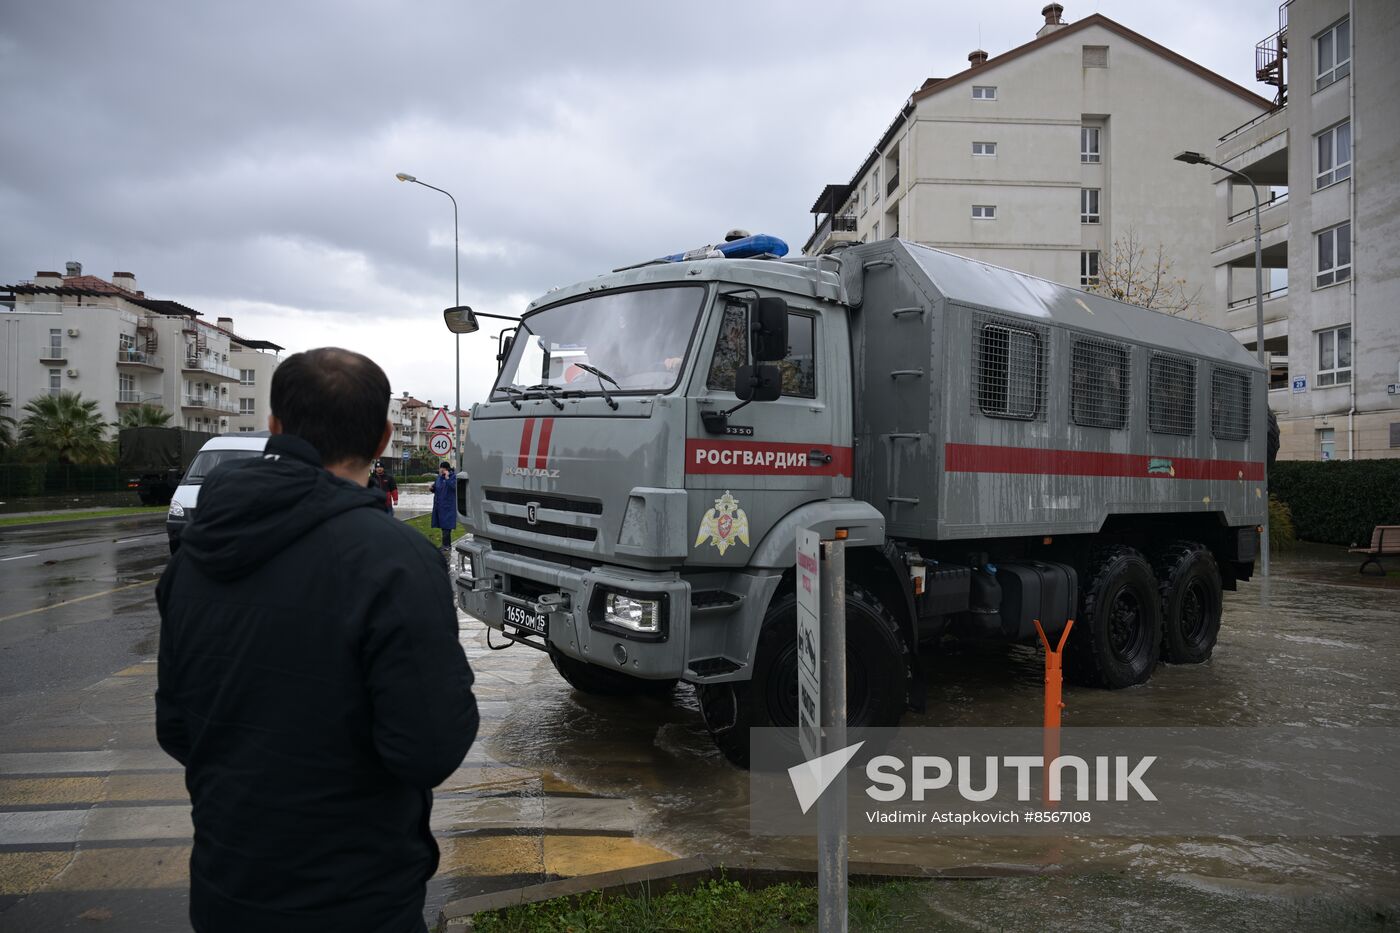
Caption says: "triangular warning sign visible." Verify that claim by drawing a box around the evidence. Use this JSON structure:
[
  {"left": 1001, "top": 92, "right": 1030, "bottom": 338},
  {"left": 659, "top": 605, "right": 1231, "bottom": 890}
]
[{"left": 426, "top": 407, "right": 454, "bottom": 433}]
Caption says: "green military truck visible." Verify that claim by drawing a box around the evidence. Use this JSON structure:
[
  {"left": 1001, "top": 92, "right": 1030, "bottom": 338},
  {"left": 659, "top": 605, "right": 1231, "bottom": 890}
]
[
  {"left": 452, "top": 236, "right": 1266, "bottom": 766},
  {"left": 118, "top": 426, "right": 215, "bottom": 505}
]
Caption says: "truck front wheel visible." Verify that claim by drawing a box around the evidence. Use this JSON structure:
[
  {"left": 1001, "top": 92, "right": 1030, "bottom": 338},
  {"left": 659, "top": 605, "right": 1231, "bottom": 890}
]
[
  {"left": 1065, "top": 546, "right": 1162, "bottom": 689},
  {"left": 1153, "top": 542, "right": 1223, "bottom": 664},
  {"left": 548, "top": 646, "right": 678, "bottom": 697},
  {"left": 698, "top": 584, "right": 909, "bottom": 769}
]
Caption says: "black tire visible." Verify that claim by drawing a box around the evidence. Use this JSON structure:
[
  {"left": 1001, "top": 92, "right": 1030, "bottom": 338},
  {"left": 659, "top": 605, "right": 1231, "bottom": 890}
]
[
  {"left": 698, "top": 583, "right": 910, "bottom": 769},
  {"left": 548, "top": 647, "right": 677, "bottom": 697},
  {"left": 1065, "top": 546, "right": 1162, "bottom": 689},
  {"left": 1153, "top": 541, "right": 1223, "bottom": 664}
]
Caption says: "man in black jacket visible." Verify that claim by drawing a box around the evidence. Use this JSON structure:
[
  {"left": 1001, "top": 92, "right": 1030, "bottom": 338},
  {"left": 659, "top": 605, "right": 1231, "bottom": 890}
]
[{"left": 156, "top": 347, "right": 477, "bottom": 933}]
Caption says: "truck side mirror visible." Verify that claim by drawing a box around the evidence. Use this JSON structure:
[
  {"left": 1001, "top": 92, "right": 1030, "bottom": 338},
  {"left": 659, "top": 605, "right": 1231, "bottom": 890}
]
[
  {"left": 443, "top": 305, "right": 479, "bottom": 334},
  {"left": 496, "top": 330, "right": 515, "bottom": 371},
  {"left": 752, "top": 297, "right": 789, "bottom": 362},
  {"left": 735, "top": 364, "right": 782, "bottom": 402}
]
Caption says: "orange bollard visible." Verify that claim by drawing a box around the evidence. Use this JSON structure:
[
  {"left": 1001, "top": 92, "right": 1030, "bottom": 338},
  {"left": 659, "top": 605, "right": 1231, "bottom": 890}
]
[{"left": 1033, "top": 618, "right": 1074, "bottom": 808}]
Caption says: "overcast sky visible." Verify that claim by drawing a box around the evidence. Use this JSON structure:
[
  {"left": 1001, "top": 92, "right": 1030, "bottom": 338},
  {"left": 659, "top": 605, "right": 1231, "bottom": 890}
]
[{"left": 1, "top": 0, "right": 1282, "bottom": 409}]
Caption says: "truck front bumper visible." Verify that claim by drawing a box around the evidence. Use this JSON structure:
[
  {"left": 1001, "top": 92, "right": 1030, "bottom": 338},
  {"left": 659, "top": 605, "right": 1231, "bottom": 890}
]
[{"left": 453, "top": 537, "right": 779, "bottom": 684}]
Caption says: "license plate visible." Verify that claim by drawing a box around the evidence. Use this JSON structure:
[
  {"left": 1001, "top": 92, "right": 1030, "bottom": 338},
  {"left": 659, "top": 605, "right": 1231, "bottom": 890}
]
[{"left": 503, "top": 601, "right": 547, "bottom": 637}]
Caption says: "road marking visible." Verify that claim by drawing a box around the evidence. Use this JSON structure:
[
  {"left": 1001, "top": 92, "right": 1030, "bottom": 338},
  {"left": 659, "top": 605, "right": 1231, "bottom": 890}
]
[
  {"left": 0, "top": 554, "right": 38, "bottom": 562},
  {"left": 0, "top": 578, "right": 157, "bottom": 624}
]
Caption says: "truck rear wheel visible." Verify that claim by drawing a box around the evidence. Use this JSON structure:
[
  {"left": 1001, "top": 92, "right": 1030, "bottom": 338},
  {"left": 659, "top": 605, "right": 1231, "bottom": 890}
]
[
  {"left": 698, "top": 583, "right": 909, "bottom": 769},
  {"left": 1154, "top": 542, "right": 1223, "bottom": 664},
  {"left": 1065, "top": 546, "right": 1161, "bottom": 689},
  {"left": 548, "top": 647, "right": 678, "bottom": 697}
]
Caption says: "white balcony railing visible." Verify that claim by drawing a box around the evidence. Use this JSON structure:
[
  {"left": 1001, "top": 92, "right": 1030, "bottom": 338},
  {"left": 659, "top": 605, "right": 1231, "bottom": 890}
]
[
  {"left": 39, "top": 344, "right": 67, "bottom": 360},
  {"left": 182, "top": 394, "right": 237, "bottom": 413},
  {"left": 183, "top": 355, "right": 239, "bottom": 380},
  {"left": 117, "top": 347, "right": 163, "bottom": 368}
]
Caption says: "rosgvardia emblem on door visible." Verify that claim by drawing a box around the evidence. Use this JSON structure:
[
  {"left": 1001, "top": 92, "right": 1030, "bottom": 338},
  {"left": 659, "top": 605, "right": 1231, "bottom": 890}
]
[{"left": 694, "top": 490, "right": 751, "bottom": 556}]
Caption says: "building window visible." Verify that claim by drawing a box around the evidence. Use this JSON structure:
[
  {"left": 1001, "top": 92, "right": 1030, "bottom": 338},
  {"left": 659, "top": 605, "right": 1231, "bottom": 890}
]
[
  {"left": 48, "top": 368, "right": 61, "bottom": 395},
  {"left": 1316, "top": 325, "right": 1352, "bottom": 387},
  {"left": 239, "top": 398, "right": 255, "bottom": 415},
  {"left": 1317, "top": 427, "right": 1336, "bottom": 461},
  {"left": 972, "top": 141, "right": 997, "bottom": 156},
  {"left": 1315, "top": 223, "right": 1351, "bottom": 288},
  {"left": 239, "top": 368, "right": 255, "bottom": 385},
  {"left": 1315, "top": 18, "right": 1351, "bottom": 90},
  {"left": 1148, "top": 353, "right": 1197, "bottom": 436},
  {"left": 239, "top": 426, "right": 255, "bottom": 433},
  {"left": 1315, "top": 122, "right": 1352, "bottom": 189},
  {"left": 858, "top": 184, "right": 867, "bottom": 214},
  {"left": 972, "top": 85, "right": 997, "bottom": 100},
  {"left": 872, "top": 220, "right": 880, "bottom": 240},
  {"left": 872, "top": 166, "right": 880, "bottom": 202},
  {"left": 1081, "top": 126, "right": 1101, "bottom": 163},
  {"left": 972, "top": 204, "right": 997, "bottom": 219},
  {"left": 1082, "top": 45, "right": 1108, "bottom": 67},
  {"left": 1081, "top": 188, "right": 1101, "bottom": 224},
  {"left": 1080, "top": 250, "right": 1100, "bottom": 287}
]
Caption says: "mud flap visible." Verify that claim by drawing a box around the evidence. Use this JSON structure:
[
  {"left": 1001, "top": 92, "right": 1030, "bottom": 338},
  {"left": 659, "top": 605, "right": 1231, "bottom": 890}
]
[{"left": 882, "top": 543, "right": 928, "bottom": 713}]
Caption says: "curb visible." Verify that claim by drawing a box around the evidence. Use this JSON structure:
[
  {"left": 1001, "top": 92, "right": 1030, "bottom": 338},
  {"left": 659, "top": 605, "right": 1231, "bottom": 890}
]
[
  {"left": 0, "top": 510, "right": 168, "bottom": 532},
  {"left": 436, "top": 854, "right": 1054, "bottom": 930}
]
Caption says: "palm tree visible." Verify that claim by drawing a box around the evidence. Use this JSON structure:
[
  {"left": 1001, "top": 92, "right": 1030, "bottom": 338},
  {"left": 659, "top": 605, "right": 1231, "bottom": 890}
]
[
  {"left": 19, "top": 391, "right": 113, "bottom": 465},
  {"left": 0, "top": 391, "right": 16, "bottom": 453},
  {"left": 117, "top": 404, "right": 173, "bottom": 428}
]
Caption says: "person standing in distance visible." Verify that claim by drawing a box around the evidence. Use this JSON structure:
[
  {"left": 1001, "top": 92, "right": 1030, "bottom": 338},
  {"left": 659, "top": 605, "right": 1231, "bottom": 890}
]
[
  {"left": 369, "top": 459, "right": 399, "bottom": 514},
  {"left": 431, "top": 460, "right": 457, "bottom": 554},
  {"left": 155, "top": 347, "right": 477, "bottom": 933}
]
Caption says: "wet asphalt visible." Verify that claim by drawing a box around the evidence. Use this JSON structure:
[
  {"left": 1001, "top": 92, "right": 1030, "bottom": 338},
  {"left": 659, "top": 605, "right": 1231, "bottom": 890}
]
[{"left": 1, "top": 518, "right": 1397, "bottom": 931}]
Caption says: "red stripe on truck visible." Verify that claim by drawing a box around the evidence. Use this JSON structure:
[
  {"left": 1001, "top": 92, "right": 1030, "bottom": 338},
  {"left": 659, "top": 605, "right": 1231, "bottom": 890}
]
[
  {"left": 685, "top": 440, "right": 854, "bottom": 476},
  {"left": 517, "top": 418, "right": 536, "bottom": 469},
  {"left": 534, "top": 418, "right": 555, "bottom": 469},
  {"left": 944, "top": 443, "right": 1265, "bottom": 481}
]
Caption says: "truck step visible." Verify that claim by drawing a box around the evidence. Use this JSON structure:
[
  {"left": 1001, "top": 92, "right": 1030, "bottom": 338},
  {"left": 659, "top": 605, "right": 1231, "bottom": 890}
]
[
  {"left": 690, "top": 590, "right": 744, "bottom": 614},
  {"left": 688, "top": 656, "right": 742, "bottom": 677}
]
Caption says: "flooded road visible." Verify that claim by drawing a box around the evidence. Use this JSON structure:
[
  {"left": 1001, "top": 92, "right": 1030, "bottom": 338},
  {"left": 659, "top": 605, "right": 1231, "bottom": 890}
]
[{"left": 458, "top": 544, "right": 1400, "bottom": 913}]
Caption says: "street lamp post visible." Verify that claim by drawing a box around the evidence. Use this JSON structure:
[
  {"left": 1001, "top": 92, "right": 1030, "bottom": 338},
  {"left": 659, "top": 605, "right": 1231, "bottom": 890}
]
[
  {"left": 1174, "top": 150, "right": 1270, "bottom": 577},
  {"left": 395, "top": 172, "right": 463, "bottom": 471}
]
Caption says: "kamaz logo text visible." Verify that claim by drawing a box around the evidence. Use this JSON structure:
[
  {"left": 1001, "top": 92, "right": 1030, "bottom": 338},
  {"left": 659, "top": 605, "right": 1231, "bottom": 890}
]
[{"left": 506, "top": 467, "right": 559, "bottom": 479}]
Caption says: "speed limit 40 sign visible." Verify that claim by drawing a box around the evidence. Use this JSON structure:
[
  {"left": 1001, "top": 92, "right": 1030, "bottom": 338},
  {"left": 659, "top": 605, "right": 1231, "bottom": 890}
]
[{"left": 429, "top": 431, "right": 453, "bottom": 458}]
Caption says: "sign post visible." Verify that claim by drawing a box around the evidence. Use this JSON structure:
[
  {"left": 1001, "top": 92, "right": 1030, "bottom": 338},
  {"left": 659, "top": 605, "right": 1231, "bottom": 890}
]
[{"left": 798, "top": 528, "right": 848, "bottom": 932}]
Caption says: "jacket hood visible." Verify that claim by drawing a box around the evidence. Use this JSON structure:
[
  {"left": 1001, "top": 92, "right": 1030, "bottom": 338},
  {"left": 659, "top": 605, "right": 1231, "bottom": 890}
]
[{"left": 179, "top": 434, "right": 384, "bottom": 581}]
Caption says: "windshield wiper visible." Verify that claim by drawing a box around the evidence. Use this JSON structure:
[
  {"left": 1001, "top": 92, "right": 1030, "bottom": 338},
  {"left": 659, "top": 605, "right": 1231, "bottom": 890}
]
[
  {"left": 572, "top": 363, "right": 621, "bottom": 411},
  {"left": 524, "top": 384, "right": 566, "bottom": 410},
  {"left": 493, "top": 385, "right": 525, "bottom": 410}
]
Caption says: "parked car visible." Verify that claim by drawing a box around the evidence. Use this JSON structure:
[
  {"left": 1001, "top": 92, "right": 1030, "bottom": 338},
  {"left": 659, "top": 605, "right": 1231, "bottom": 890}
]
[{"left": 167, "top": 432, "right": 269, "bottom": 552}]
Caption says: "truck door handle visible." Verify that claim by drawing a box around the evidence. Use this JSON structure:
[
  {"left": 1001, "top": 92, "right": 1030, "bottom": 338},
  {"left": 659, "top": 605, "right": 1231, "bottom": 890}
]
[{"left": 808, "top": 449, "right": 833, "bottom": 465}]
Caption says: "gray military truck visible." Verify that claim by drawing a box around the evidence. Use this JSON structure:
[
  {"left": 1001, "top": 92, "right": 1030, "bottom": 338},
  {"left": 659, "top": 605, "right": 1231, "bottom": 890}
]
[
  {"left": 118, "top": 426, "right": 216, "bottom": 505},
  {"left": 453, "top": 238, "right": 1266, "bottom": 766}
]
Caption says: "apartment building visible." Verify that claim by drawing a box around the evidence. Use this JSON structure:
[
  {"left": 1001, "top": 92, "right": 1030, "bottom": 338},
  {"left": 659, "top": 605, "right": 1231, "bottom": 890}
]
[
  {"left": 0, "top": 264, "right": 281, "bottom": 435},
  {"left": 1204, "top": 0, "right": 1398, "bottom": 460},
  {"left": 804, "top": 4, "right": 1271, "bottom": 310},
  {"left": 222, "top": 316, "right": 284, "bottom": 434}
]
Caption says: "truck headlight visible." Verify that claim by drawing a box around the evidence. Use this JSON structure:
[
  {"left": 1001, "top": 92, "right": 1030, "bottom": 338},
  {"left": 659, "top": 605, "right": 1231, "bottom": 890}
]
[
  {"left": 168, "top": 502, "right": 185, "bottom": 518},
  {"left": 603, "top": 592, "right": 662, "bottom": 634}
]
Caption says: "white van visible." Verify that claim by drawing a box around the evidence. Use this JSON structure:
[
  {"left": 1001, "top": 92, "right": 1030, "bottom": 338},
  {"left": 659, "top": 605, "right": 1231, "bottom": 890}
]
[{"left": 167, "top": 432, "right": 269, "bottom": 552}]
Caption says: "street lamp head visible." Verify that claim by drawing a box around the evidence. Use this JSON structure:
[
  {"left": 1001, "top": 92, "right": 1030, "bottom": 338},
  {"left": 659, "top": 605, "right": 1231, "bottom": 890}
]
[
  {"left": 395, "top": 172, "right": 416, "bottom": 182},
  {"left": 1173, "top": 151, "right": 1208, "bottom": 165},
  {"left": 443, "top": 305, "right": 479, "bottom": 335}
]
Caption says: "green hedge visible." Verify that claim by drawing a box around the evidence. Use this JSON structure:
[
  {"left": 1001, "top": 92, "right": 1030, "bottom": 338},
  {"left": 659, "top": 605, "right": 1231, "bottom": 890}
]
[
  {"left": 1270, "top": 459, "right": 1400, "bottom": 546},
  {"left": 0, "top": 463, "right": 126, "bottom": 497}
]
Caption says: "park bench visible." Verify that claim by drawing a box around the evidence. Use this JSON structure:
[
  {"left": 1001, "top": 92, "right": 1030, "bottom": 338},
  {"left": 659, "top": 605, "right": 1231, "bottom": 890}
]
[{"left": 1349, "top": 525, "right": 1400, "bottom": 575}]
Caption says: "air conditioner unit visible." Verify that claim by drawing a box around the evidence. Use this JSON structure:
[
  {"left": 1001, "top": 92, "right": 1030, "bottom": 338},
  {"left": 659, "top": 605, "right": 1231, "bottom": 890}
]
[
  {"left": 65, "top": 368, "right": 79, "bottom": 378},
  {"left": 67, "top": 328, "right": 80, "bottom": 338}
]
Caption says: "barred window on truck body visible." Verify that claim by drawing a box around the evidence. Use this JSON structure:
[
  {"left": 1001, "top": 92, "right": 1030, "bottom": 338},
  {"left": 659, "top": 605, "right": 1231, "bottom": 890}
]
[
  {"left": 1071, "top": 338, "right": 1130, "bottom": 429},
  {"left": 1211, "top": 368, "right": 1251, "bottom": 441},
  {"left": 974, "top": 317, "right": 1044, "bottom": 420},
  {"left": 1148, "top": 353, "right": 1197, "bottom": 436}
]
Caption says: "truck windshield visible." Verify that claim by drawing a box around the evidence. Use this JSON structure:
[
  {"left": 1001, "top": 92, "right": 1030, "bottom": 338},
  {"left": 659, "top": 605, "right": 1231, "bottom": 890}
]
[
  {"left": 492, "top": 286, "right": 705, "bottom": 400},
  {"left": 183, "top": 449, "right": 260, "bottom": 485}
]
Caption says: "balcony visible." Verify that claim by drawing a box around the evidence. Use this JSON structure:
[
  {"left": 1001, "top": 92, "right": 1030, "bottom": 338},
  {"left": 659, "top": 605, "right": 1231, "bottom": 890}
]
[
  {"left": 117, "top": 390, "right": 162, "bottom": 406},
  {"left": 182, "top": 394, "right": 237, "bottom": 414},
  {"left": 886, "top": 169, "right": 900, "bottom": 197},
  {"left": 39, "top": 344, "right": 67, "bottom": 362},
  {"left": 802, "top": 213, "right": 859, "bottom": 256},
  {"left": 116, "top": 347, "right": 163, "bottom": 370},
  {"left": 183, "top": 354, "right": 239, "bottom": 381}
]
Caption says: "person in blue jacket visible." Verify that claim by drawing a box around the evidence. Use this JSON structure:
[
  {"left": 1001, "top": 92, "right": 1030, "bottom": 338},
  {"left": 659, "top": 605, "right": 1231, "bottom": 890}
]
[{"left": 431, "top": 460, "right": 457, "bottom": 552}]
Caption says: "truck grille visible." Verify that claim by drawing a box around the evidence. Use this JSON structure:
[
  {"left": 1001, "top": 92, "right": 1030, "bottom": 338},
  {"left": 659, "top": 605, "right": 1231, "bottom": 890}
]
[
  {"left": 484, "top": 488, "right": 603, "bottom": 514},
  {"left": 487, "top": 513, "right": 598, "bottom": 542}
]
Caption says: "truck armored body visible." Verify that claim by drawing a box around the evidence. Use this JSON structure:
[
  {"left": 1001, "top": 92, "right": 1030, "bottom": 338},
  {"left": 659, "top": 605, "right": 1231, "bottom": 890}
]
[{"left": 454, "top": 238, "right": 1266, "bottom": 766}]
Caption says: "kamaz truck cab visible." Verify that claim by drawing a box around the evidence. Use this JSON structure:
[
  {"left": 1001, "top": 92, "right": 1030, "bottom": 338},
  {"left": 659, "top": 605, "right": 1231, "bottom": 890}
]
[{"left": 454, "top": 235, "right": 1266, "bottom": 767}]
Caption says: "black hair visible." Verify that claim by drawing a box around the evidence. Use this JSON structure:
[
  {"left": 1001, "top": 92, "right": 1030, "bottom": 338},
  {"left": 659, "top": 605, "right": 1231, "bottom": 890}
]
[{"left": 270, "top": 347, "right": 390, "bottom": 465}]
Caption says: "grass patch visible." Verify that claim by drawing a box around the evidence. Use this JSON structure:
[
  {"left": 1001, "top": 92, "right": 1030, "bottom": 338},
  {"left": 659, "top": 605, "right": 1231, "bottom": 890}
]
[
  {"left": 471, "top": 877, "right": 931, "bottom": 933},
  {"left": 403, "top": 512, "right": 468, "bottom": 546},
  {"left": 0, "top": 506, "right": 165, "bottom": 528}
]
